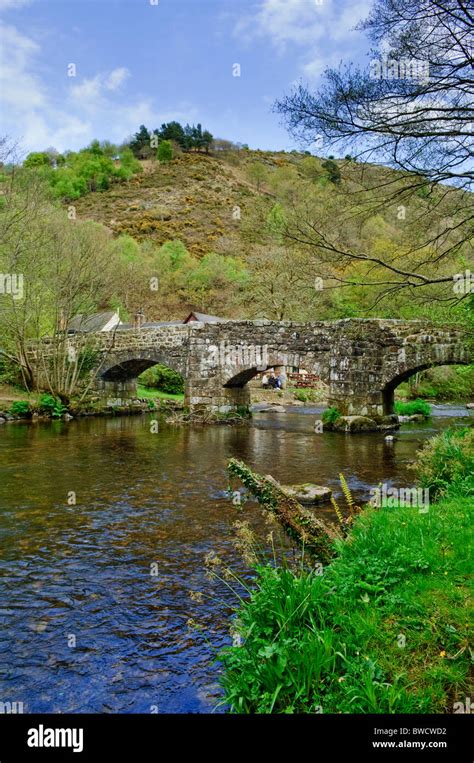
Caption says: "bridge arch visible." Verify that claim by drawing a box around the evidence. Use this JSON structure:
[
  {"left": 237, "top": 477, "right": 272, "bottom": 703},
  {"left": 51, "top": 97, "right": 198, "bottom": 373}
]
[
  {"left": 222, "top": 355, "right": 296, "bottom": 389},
  {"left": 97, "top": 350, "right": 187, "bottom": 398},
  {"left": 381, "top": 359, "right": 471, "bottom": 414}
]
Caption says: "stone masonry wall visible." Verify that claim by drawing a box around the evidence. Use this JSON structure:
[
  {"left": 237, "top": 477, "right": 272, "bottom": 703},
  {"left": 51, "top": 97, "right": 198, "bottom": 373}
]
[{"left": 30, "top": 319, "right": 471, "bottom": 414}]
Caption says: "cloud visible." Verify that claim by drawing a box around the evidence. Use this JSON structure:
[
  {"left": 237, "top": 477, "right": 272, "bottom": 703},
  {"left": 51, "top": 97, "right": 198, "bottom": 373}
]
[
  {"left": 105, "top": 67, "right": 130, "bottom": 91},
  {"left": 0, "top": 0, "right": 31, "bottom": 9},
  {"left": 235, "top": 0, "right": 372, "bottom": 81},
  {"left": 70, "top": 67, "right": 131, "bottom": 105},
  {"left": 0, "top": 23, "right": 194, "bottom": 153}
]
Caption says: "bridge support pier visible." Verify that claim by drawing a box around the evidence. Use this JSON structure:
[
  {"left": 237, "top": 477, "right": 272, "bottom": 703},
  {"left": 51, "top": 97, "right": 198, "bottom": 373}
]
[
  {"left": 92, "top": 379, "right": 138, "bottom": 402},
  {"left": 186, "top": 382, "right": 251, "bottom": 414},
  {"left": 327, "top": 392, "right": 385, "bottom": 418}
]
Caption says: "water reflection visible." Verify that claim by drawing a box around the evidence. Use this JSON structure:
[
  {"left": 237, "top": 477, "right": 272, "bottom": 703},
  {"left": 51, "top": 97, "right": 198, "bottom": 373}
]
[{"left": 0, "top": 407, "right": 471, "bottom": 712}]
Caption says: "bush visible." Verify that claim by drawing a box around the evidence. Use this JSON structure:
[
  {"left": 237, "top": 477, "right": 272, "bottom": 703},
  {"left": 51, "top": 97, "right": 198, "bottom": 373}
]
[
  {"left": 9, "top": 400, "right": 30, "bottom": 417},
  {"left": 395, "top": 399, "right": 431, "bottom": 417},
  {"left": 157, "top": 140, "right": 173, "bottom": 163},
  {"left": 322, "top": 406, "right": 341, "bottom": 424},
  {"left": 0, "top": 358, "right": 23, "bottom": 387},
  {"left": 38, "top": 394, "right": 67, "bottom": 418},
  {"left": 398, "top": 366, "right": 474, "bottom": 402},
  {"left": 294, "top": 388, "right": 323, "bottom": 404},
  {"left": 413, "top": 427, "right": 474, "bottom": 499},
  {"left": 138, "top": 364, "right": 184, "bottom": 394}
]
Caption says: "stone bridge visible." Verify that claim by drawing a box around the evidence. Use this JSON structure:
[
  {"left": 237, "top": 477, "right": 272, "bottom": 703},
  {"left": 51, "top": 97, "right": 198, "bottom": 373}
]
[{"left": 61, "top": 318, "right": 471, "bottom": 416}]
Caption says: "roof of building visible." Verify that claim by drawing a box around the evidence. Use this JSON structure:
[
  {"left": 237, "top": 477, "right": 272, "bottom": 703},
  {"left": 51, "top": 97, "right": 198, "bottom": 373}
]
[
  {"left": 68, "top": 311, "right": 118, "bottom": 333},
  {"left": 183, "top": 312, "right": 226, "bottom": 324},
  {"left": 143, "top": 321, "right": 183, "bottom": 328}
]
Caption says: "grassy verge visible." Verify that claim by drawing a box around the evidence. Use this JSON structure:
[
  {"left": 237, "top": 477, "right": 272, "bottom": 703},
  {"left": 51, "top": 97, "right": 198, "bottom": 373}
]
[
  {"left": 136, "top": 384, "right": 184, "bottom": 401},
  {"left": 394, "top": 398, "right": 431, "bottom": 417},
  {"left": 219, "top": 429, "right": 473, "bottom": 714}
]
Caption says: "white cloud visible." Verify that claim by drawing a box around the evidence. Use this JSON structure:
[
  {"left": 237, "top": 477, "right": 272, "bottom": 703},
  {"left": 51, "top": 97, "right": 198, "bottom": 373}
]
[
  {"left": 70, "top": 68, "right": 130, "bottom": 109},
  {"left": 0, "top": 23, "right": 194, "bottom": 153},
  {"left": 235, "top": 0, "right": 372, "bottom": 81},
  {"left": 0, "top": 0, "right": 31, "bottom": 9},
  {"left": 106, "top": 67, "right": 130, "bottom": 91}
]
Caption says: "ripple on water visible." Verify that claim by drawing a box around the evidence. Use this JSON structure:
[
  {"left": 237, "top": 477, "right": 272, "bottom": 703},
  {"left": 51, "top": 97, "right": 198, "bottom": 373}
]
[{"left": 0, "top": 407, "right": 470, "bottom": 712}]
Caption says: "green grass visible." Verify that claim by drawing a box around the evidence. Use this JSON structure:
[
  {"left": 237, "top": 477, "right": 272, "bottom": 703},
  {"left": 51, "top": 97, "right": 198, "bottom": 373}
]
[
  {"left": 137, "top": 384, "right": 184, "bottom": 401},
  {"left": 413, "top": 427, "right": 474, "bottom": 500},
  {"left": 219, "top": 428, "right": 473, "bottom": 714},
  {"left": 322, "top": 406, "right": 342, "bottom": 424},
  {"left": 394, "top": 398, "right": 432, "bottom": 417},
  {"left": 397, "top": 365, "right": 474, "bottom": 403},
  {"left": 220, "top": 497, "right": 472, "bottom": 714}
]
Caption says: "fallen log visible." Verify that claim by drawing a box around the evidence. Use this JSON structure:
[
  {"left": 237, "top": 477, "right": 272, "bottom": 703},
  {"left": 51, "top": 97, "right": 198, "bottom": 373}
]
[{"left": 227, "top": 458, "right": 341, "bottom": 562}]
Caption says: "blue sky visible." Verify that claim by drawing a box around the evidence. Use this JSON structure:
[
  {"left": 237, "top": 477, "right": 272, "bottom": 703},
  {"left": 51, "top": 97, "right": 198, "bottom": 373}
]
[{"left": 1, "top": 0, "right": 374, "bottom": 155}]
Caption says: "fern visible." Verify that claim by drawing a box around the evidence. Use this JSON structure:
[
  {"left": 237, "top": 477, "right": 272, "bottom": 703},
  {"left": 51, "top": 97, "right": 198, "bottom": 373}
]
[
  {"left": 339, "top": 473, "right": 355, "bottom": 515},
  {"left": 330, "top": 495, "right": 344, "bottom": 526}
]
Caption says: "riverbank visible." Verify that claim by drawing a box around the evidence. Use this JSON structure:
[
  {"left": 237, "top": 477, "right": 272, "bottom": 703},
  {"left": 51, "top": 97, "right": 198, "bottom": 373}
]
[
  {"left": 0, "top": 384, "right": 184, "bottom": 423},
  {"left": 218, "top": 427, "right": 473, "bottom": 714}
]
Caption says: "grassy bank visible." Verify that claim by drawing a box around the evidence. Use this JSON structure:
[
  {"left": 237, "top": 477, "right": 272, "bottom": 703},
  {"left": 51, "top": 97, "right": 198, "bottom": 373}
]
[
  {"left": 136, "top": 384, "right": 184, "bottom": 401},
  {"left": 219, "top": 429, "right": 473, "bottom": 713},
  {"left": 396, "top": 365, "right": 474, "bottom": 403}
]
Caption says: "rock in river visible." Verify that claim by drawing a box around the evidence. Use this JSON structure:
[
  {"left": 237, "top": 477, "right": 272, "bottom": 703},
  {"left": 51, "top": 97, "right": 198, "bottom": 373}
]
[{"left": 280, "top": 483, "right": 332, "bottom": 505}]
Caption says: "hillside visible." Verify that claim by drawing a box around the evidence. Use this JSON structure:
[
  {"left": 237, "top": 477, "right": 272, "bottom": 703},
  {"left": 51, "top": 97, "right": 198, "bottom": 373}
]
[
  {"left": 73, "top": 150, "right": 283, "bottom": 256},
  {"left": 67, "top": 147, "right": 472, "bottom": 325}
]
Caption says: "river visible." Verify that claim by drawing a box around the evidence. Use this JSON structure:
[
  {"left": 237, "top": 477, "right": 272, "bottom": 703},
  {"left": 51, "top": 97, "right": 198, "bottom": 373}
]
[{"left": 0, "top": 404, "right": 471, "bottom": 713}]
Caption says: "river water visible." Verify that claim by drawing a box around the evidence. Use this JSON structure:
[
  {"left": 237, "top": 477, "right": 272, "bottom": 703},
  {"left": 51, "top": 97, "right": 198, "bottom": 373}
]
[{"left": 0, "top": 405, "right": 471, "bottom": 713}]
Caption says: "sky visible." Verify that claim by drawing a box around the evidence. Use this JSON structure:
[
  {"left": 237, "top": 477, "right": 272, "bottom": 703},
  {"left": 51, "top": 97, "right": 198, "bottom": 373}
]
[{"left": 0, "top": 0, "right": 374, "bottom": 155}]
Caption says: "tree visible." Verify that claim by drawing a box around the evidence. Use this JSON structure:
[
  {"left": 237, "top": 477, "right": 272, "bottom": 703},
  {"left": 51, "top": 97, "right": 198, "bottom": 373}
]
[
  {"left": 0, "top": 162, "right": 119, "bottom": 399},
  {"left": 129, "top": 124, "right": 152, "bottom": 158},
  {"left": 321, "top": 159, "right": 341, "bottom": 185},
  {"left": 157, "top": 121, "right": 186, "bottom": 148},
  {"left": 242, "top": 245, "right": 324, "bottom": 320},
  {"left": 157, "top": 139, "right": 173, "bottom": 163},
  {"left": 246, "top": 161, "right": 267, "bottom": 191},
  {"left": 274, "top": 0, "right": 474, "bottom": 300},
  {"left": 201, "top": 130, "right": 214, "bottom": 154},
  {"left": 24, "top": 152, "right": 53, "bottom": 169}
]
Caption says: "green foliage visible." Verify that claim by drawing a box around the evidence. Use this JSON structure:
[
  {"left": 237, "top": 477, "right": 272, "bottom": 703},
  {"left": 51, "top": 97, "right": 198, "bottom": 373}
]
[
  {"left": 157, "top": 140, "right": 173, "bottom": 163},
  {"left": 0, "top": 357, "right": 22, "bottom": 387},
  {"left": 398, "top": 365, "right": 474, "bottom": 402},
  {"left": 322, "top": 406, "right": 342, "bottom": 424},
  {"left": 266, "top": 203, "right": 287, "bottom": 239},
  {"left": 395, "top": 399, "right": 431, "bottom": 417},
  {"left": 24, "top": 152, "right": 53, "bottom": 168},
  {"left": 246, "top": 161, "right": 267, "bottom": 190},
  {"left": 9, "top": 400, "right": 30, "bottom": 416},
  {"left": 293, "top": 388, "right": 321, "bottom": 403},
  {"left": 220, "top": 455, "right": 472, "bottom": 712},
  {"left": 413, "top": 427, "right": 474, "bottom": 499},
  {"left": 38, "top": 393, "right": 67, "bottom": 418},
  {"left": 129, "top": 124, "right": 152, "bottom": 158},
  {"left": 130, "top": 121, "right": 213, "bottom": 155},
  {"left": 321, "top": 159, "right": 341, "bottom": 184},
  {"left": 138, "top": 364, "right": 184, "bottom": 394},
  {"left": 24, "top": 142, "right": 143, "bottom": 201}
]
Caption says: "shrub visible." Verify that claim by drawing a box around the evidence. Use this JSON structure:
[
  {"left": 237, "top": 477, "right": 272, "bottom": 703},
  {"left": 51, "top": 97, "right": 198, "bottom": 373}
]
[
  {"left": 395, "top": 399, "right": 431, "bottom": 417},
  {"left": 38, "top": 394, "right": 67, "bottom": 418},
  {"left": 157, "top": 140, "right": 173, "bottom": 163},
  {"left": 322, "top": 406, "right": 341, "bottom": 424},
  {"left": 294, "top": 388, "right": 322, "bottom": 403},
  {"left": 294, "top": 389, "right": 309, "bottom": 403},
  {"left": 413, "top": 427, "right": 474, "bottom": 499},
  {"left": 9, "top": 400, "right": 30, "bottom": 417},
  {"left": 398, "top": 366, "right": 474, "bottom": 402},
  {"left": 138, "top": 364, "right": 184, "bottom": 394}
]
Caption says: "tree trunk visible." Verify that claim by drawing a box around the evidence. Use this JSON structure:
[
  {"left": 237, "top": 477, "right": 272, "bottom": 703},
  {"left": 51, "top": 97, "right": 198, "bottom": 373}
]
[{"left": 227, "top": 458, "right": 340, "bottom": 562}]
